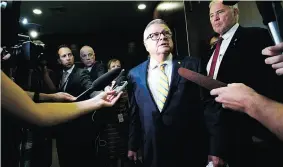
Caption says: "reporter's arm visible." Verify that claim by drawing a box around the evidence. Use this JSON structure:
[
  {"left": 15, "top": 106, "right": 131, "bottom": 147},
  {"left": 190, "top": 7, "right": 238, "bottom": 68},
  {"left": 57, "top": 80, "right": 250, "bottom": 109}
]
[
  {"left": 1, "top": 71, "right": 121, "bottom": 126},
  {"left": 211, "top": 83, "right": 283, "bottom": 141},
  {"left": 245, "top": 92, "right": 283, "bottom": 141},
  {"left": 25, "top": 91, "right": 75, "bottom": 102}
]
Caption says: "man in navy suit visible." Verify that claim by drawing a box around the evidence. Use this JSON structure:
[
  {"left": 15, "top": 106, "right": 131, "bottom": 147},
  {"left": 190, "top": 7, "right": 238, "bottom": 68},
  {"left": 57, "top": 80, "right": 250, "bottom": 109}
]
[
  {"left": 203, "top": 1, "right": 283, "bottom": 167},
  {"left": 127, "top": 19, "right": 208, "bottom": 167}
]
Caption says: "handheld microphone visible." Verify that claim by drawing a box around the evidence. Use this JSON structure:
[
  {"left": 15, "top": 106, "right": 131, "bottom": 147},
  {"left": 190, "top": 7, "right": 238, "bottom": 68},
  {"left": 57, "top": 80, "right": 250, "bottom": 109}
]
[
  {"left": 256, "top": 1, "right": 282, "bottom": 44},
  {"left": 112, "top": 69, "right": 126, "bottom": 88},
  {"left": 76, "top": 68, "right": 122, "bottom": 100}
]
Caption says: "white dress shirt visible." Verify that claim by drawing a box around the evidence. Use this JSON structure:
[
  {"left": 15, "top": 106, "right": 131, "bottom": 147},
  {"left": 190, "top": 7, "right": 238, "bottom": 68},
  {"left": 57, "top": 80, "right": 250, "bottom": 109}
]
[
  {"left": 86, "top": 66, "right": 92, "bottom": 72},
  {"left": 206, "top": 23, "right": 239, "bottom": 79},
  {"left": 61, "top": 65, "right": 75, "bottom": 91},
  {"left": 148, "top": 54, "right": 173, "bottom": 112}
]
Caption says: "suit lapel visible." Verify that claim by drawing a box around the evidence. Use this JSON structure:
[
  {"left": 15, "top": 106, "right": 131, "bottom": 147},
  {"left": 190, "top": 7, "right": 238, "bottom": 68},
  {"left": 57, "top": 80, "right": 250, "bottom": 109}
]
[
  {"left": 64, "top": 67, "right": 76, "bottom": 92},
  {"left": 217, "top": 26, "right": 242, "bottom": 80},
  {"left": 138, "top": 60, "right": 161, "bottom": 114},
  {"left": 161, "top": 59, "right": 182, "bottom": 113}
]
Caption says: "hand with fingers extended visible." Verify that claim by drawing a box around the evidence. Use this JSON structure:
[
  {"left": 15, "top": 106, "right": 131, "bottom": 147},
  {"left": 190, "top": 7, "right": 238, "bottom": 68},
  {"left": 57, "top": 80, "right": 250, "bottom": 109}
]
[
  {"left": 93, "top": 90, "right": 123, "bottom": 108},
  {"left": 210, "top": 83, "right": 256, "bottom": 112},
  {"left": 262, "top": 42, "right": 283, "bottom": 76}
]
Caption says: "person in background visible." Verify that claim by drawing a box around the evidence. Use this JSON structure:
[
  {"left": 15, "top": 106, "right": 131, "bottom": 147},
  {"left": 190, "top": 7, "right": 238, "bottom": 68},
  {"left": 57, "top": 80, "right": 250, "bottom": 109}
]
[
  {"left": 79, "top": 45, "right": 107, "bottom": 167},
  {"left": 202, "top": 1, "right": 283, "bottom": 166},
  {"left": 97, "top": 58, "right": 130, "bottom": 167},
  {"left": 55, "top": 44, "right": 101, "bottom": 167},
  {"left": 80, "top": 45, "right": 106, "bottom": 80}
]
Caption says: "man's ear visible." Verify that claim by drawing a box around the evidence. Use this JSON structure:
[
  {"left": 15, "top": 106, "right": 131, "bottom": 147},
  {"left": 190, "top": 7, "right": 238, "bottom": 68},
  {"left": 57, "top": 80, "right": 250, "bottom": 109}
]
[{"left": 233, "top": 8, "right": 239, "bottom": 17}]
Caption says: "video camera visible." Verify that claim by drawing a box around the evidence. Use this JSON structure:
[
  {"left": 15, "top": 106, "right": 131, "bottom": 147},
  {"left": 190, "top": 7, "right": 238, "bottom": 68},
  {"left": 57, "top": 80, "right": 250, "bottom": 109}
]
[{"left": 1, "top": 1, "right": 45, "bottom": 69}]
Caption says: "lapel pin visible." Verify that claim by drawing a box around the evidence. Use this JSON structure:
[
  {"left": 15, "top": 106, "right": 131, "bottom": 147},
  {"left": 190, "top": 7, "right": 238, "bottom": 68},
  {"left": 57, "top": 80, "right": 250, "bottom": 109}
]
[{"left": 233, "top": 38, "right": 238, "bottom": 45}]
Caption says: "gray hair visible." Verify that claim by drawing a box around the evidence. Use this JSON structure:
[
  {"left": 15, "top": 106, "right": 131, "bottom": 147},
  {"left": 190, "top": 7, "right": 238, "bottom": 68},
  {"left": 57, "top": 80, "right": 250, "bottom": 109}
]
[
  {"left": 209, "top": 0, "right": 239, "bottom": 22},
  {"left": 143, "top": 19, "right": 171, "bottom": 41}
]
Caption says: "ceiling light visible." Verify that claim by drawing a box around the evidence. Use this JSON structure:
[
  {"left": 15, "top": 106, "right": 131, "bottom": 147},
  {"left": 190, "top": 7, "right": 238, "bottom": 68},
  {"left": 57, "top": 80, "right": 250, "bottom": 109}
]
[
  {"left": 138, "top": 4, "right": 146, "bottom": 10},
  {"left": 22, "top": 18, "right": 28, "bottom": 25},
  {"left": 1, "top": 1, "right": 7, "bottom": 9},
  {"left": 156, "top": 2, "right": 183, "bottom": 11},
  {"left": 33, "top": 8, "right": 42, "bottom": 15},
  {"left": 29, "top": 30, "right": 38, "bottom": 38}
]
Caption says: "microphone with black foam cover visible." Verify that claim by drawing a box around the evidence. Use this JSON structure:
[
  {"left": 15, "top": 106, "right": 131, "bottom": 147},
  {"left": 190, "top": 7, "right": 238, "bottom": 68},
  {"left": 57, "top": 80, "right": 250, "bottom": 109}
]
[
  {"left": 75, "top": 67, "right": 122, "bottom": 100},
  {"left": 256, "top": 1, "right": 282, "bottom": 44}
]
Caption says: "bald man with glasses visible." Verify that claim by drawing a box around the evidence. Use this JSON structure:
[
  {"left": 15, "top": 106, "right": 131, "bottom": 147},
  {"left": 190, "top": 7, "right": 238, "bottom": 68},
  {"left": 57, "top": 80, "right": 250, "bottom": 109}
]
[{"left": 80, "top": 45, "right": 106, "bottom": 81}]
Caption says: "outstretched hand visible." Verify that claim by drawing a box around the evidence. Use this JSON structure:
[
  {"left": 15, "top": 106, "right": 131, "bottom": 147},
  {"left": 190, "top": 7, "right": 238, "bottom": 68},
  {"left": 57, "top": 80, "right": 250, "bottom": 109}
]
[
  {"left": 94, "top": 90, "right": 123, "bottom": 108},
  {"left": 210, "top": 83, "right": 257, "bottom": 112}
]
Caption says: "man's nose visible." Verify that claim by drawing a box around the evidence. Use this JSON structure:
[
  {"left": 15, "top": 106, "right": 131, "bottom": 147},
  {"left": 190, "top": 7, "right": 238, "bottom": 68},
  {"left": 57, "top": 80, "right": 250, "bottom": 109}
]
[
  {"left": 159, "top": 33, "right": 168, "bottom": 41},
  {"left": 213, "top": 15, "right": 220, "bottom": 22}
]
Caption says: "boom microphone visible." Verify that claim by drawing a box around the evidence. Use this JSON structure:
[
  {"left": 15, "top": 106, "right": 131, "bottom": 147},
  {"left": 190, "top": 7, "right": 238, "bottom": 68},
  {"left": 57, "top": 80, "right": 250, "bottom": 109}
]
[
  {"left": 76, "top": 67, "right": 122, "bottom": 100},
  {"left": 256, "top": 1, "right": 282, "bottom": 44}
]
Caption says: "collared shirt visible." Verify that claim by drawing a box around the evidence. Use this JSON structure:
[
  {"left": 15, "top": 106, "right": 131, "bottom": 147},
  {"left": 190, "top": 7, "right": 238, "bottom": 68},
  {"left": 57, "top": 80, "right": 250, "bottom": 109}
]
[
  {"left": 148, "top": 54, "right": 173, "bottom": 112},
  {"left": 86, "top": 66, "right": 92, "bottom": 72},
  {"left": 206, "top": 23, "right": 239, "bottom": 79},
  {"left": 61, "top": 64, "right": 75, "bottom": 91}
]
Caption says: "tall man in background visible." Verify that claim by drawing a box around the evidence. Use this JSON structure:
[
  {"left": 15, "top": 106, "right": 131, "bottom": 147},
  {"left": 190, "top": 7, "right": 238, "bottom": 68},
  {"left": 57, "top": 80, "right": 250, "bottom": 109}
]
[{"left": 202, "top": 1, "right": 283, "bottom": 167}]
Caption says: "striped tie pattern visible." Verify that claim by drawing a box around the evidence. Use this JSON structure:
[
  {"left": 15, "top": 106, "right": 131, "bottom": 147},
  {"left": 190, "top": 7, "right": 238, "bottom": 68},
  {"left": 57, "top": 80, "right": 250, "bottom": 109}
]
[{"left": 157, "top": 63, "right": 169, "bottom": 111}]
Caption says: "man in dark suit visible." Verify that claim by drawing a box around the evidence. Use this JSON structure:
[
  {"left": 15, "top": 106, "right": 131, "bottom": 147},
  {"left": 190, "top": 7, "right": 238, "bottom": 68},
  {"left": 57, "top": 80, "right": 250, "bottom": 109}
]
[
  {"left": 80, "top": 45, "right": 106, "bottom": 80},
  {"left": 203, "top": 1, "right": 283, "bottom": 167},
  {"left": 127, "top": 19, "right": 208, "bottom": 167},
  {"left": 55, "top": 45, "right": 98, "bottom": 167}
]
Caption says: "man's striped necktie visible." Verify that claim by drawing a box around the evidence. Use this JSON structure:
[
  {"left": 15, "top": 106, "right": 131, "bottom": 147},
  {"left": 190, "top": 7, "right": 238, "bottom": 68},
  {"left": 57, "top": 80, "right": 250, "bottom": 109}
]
[{"left": 156, "top": 63, "right": 169, "bottom": 111}]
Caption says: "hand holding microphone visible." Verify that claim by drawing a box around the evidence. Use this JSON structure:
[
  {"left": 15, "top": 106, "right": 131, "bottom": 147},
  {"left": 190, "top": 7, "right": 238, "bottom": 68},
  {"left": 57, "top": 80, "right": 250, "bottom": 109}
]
[
  {"left": 256, "top": 1, "right": 282, "bottom": 44},
  {"left": 105, "top": 69, "right": 128, "bottom": 94}
]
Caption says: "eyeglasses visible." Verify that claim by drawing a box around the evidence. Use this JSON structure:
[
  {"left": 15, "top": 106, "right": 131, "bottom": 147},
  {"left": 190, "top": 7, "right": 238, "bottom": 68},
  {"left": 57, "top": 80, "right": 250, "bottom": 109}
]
[{"left": 146, "top": 30, "right": 172, "bottom": 41}]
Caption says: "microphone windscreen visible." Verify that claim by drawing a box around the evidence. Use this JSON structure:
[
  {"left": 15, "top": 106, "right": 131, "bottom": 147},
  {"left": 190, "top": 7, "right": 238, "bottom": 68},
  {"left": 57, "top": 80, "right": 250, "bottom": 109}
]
[
  {"left": 256, "top": 2, "right": 277, "bottom": 25},
  {"left": 222, "top": 1, "right": 239, "bottom": 6},
  {"left": 91, "top": 67, "right": 121, "bottom": 90}
]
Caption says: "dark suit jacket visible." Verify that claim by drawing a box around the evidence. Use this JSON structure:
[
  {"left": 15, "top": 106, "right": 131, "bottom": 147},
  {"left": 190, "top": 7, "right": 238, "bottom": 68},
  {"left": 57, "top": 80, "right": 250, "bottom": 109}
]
[
  {"left": 88, "top": 61, "right": 106, "bottom": 81},
  {"left": 56, "top": 66, "right": 97, "bottom": 167},
  {"left": 201, "top": 26, "right": 283, "bottom": 167},
  {"left": 128, "top": 56, "right": 208, "bottom": 167}
]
